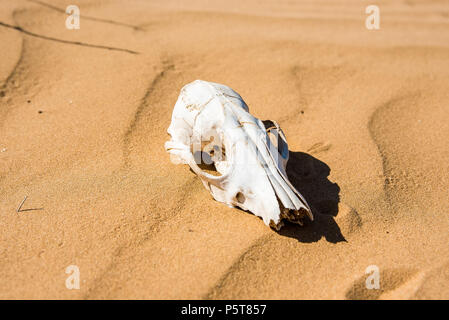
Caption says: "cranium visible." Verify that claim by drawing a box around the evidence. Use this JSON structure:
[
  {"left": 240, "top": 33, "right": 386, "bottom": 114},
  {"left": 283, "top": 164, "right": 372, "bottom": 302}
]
[{"left": 165, "top": 80, "right": 313, "bottom": 230}]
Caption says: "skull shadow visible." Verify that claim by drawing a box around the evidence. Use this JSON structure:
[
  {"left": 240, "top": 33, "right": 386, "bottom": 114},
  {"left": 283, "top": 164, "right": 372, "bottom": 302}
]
[
  {"left": 279, "top": 151, "right": 345, "bottom": 243},
  {"left": 193, "top": 150, "right": 344, "bottom": 243}
]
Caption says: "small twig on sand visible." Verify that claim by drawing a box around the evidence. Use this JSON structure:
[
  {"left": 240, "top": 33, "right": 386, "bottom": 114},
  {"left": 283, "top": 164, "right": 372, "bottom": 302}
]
[
  {"left": 16, "top": 196, "right": 44, "bottom": 213},
  {"left": 17, "top": 196, "right": 28, "bottom": 212}
]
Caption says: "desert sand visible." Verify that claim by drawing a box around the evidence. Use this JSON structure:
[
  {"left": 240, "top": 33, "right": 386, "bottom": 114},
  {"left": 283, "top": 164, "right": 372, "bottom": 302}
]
[{"left": 1, "top": 0, "right": 448, "bottom": 299}]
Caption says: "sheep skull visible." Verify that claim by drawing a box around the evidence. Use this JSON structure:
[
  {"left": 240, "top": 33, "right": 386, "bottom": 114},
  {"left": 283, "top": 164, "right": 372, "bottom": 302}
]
[{"left": 165, "top": 80, "right": 312, "bottom": 230}]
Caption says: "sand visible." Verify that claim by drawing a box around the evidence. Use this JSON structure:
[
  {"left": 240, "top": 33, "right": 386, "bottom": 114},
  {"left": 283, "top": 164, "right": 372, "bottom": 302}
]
[{"left": 1, "top": 0, "right": 448, "bottom": 299}]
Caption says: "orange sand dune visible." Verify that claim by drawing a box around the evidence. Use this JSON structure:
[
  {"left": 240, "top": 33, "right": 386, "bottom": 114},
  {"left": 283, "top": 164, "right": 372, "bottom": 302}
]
[{"left": 1, "top": 0, "right": 448, "bottom": 299}]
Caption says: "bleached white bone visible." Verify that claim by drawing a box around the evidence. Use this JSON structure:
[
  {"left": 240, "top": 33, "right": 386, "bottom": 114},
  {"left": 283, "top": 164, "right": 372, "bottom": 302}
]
[{"left": 165, "top": 80, "right": 313, "bottom": 230}]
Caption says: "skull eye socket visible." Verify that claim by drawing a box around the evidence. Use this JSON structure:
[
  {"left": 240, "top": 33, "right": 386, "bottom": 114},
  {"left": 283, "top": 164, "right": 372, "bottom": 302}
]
[{"left": 235, "top": 192, "right": 246, "bottom": 204}]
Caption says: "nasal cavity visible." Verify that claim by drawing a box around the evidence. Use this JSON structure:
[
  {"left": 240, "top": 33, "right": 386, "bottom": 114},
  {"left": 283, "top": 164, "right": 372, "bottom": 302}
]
[{"left": 235, "top": 192, "right": 246, "bottom": 204}]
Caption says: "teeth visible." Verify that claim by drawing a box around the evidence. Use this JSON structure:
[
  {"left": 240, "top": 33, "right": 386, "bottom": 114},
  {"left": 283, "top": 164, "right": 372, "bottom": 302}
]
[{"left": 165, "top": 80, "right": 313, "bottom": 230}]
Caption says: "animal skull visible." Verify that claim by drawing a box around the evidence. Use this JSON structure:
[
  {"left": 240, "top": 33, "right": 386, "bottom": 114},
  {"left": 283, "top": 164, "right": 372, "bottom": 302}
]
[{"left": 165, "top": 80, "right": 313, "bottom": 230}]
